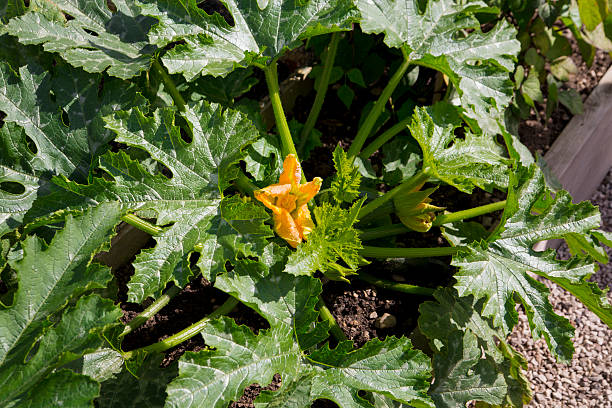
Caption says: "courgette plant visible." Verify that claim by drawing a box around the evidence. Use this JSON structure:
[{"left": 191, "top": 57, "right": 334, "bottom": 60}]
[{"left": 0, "top": 0, "right": 611, "bottom": 407}]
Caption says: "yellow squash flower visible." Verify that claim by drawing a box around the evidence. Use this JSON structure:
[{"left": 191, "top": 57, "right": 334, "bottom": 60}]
[
  {"left": 254, "top": 154, "right": 322, "bottom": 248},
  {"left": 393, "top": 184, "right": 444, "bottom": 232}
]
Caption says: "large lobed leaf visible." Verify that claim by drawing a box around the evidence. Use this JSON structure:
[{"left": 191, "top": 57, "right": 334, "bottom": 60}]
[
  {"left": 356, "top": 0, "right": 520, "bottom": 134},
  {"left": 5, "top": 0, "right": 157, "bottom": 79},
  {"left": 0, "top": 203, "right": 120, "bottom": 366},
  {"left": 0, "top": 62, "right": 145, "bottom": 236},
  {"left": 409, "top": 103, "right": 511, "bottom": 193},
  {"left": 0, "top": 295, "right": 122, "bottom": 407},
  {"left": 139, "top": 0, "right": 358, "bottom": 79},
  {"left": 453, "top": 165, "right": 612, "bottom": 362},
  {"left": 163, "top": 251, "right": 434, "bottom": 407},
  {"left": 53, "top": 101, "right": 265, "bottom": 302},
  {"left": 419, "top": 288, "right": 531, "bottom": 407}
]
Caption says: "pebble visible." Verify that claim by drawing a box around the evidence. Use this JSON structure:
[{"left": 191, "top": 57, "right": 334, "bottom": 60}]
[
  {"left": 369, "top": 311, "right": 378, "bottom": 319},
  {"left": 374, "top": 313, "right": 397, "bottom": 329},
  {"left": 506, "top": 167, "right": 612, "bottom": 407}
]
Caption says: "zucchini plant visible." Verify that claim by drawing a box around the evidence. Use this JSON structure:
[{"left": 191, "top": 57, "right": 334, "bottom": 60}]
[{"left": 0, "top": 0, "right": 611, "bottom": 407}]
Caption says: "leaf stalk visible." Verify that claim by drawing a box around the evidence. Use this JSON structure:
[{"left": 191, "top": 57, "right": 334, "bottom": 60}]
[
  {"left": 121, "top": 214, "right": 163, "bottom": 236},
  {"left": 358, "top": 171, "right": 428, "bottom": 219},
  {"left": 119, "top": 285, "right": 182, "bottom": 338},
  {"left": 299, "top": 32, "right": 341, "bottom": 154},
  {"left": 432, "top": 200, "right": 506, "bottom": 226},
  {"left": 152, "top": 60, "right": 186, "bottom": 112},
  {"left": 317, "top": 298, "right": 348, "bottom": 342},
  {"left": 357, "top": 271, "right": 434, "bottom": 296},
  {"left": 347, "top": 56, "right": 412, "bottom": 157},
  {"left": 359, "top": 116, "right": 412, "bottom": 158},
  {"left": 122, "top": 296, "right": 239, "bottom": 359},
  {"left": 264, "top": 62, "right": 298, "bottom": 158},
  {"left": 359, "top": 245, "right": 458, "bottom": 258}
]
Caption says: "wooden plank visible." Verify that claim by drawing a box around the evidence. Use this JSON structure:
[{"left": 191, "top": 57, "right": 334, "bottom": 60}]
[
  {"left": 544, "top": 66, "right": 612, "bottom": 203},
  {"left": 534, "top": 65, "right": 612, "bottom": 251}
]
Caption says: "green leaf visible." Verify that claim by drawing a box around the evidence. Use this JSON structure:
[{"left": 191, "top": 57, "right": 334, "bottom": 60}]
[
  {"left": 0, "top": 62, "right": 145, "bottom": 235},
  {"left": 337, "top": 83, "right": 355, "bottom": 108},
  {"left": 558, "top": 88, "right": 584, "bottom": 115},
  {"left": 0, "top": 295, "right": 121, "bottom": 406},
  {"left": 419, "top": 288, "right": 532, "bottom": 406},
  {"left": 0, "top": 203, "right": 120, "bottom": 375},
  {"left": 166, "top": 316, "right": 434, "bottom": 408},
  {"left": 96, "top": 354, "right": 178, "bottom": 408},
  {"left": 5, "top": 0, "right": 157, "bottom": 79},
  {"left": 331, "top": 144, "right": 362, "bottom": 203},
  {"left": 453, "top": 165, "right": 611, "bottom": 362},
  {"left": 14, "top": 369, "right": 100, "bottom": 408},
  {"left": 382, "top": 133, "right": 421, "bottom": 186},
  {"left": 140, "top": 0, "right": 358, "bottom": 79},
  {"left": 550, "top": 56, "right": 578, "bottom": 81},
  {"left": 53, "top": 102, "right": 261, "bottom": 302},
  {"left": 428, "top": 330, "right": 506, "bottom": 407},
  {"left": 190, "top": 67, "right": 258, "bottom": 105},
  {"left": 409, "top": 103, "right": 511, "bottom": 193},
  {"left": 521, "top": 67, "right": 543, "bottom": 107},
  {"left": 284, "top": 198, "right": 368, "bottom": 281},
  {"left": 347, "top": 68, "right": 366, "bottom": 87},
  {"left": 215, "top": 248, "right": 331, "bottom": 349},
  {"left": 578, "top": 0, "right": 606, "bottom": 31},
  {"left": 356, "top": 0, "right": 520, "bottom": 134}
]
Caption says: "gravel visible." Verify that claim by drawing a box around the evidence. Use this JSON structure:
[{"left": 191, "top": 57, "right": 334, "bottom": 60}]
[{"left": 507, "top": 168, "right": 612, "bottom": 407}]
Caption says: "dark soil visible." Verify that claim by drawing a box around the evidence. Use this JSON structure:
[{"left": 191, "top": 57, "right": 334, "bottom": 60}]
[{"left": 107, "top": 25, "right": 611, "bottom": 408}]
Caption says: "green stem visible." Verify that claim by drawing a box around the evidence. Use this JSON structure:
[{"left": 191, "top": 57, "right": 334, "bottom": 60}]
[
  {"left": 359, "top": 116, "right": 411, "bottom": 158},
  {"left": 317, "top": 298, "right": 348, "bottom": 342},
  {"left": 122, "top": 296, "right": 239, "bottom": 359},
  {"left": 119, "top": 285, "right": 182, "bottom": 338},
  {"left": 347, "top": 56, "right": 412, "bottom": 157},
  {"left": 432, "top": 200, "right": 506, "bottom": 226},
  {"left": 358, "top": 171, "right": 428, "bottom": 219},
  {"left": 264, "top": 62, "right": 298, "bottom": 159},
  {"left": 121, "top": 213, "right": 163, "bottom": 236},
  {"left": 359, "top": 224, "right": 409, "bottom": 241},
  {"left": 152, "top": 60, "right": 186, "bottom": 112},
  {"left": 357, "top": 272, "right": 434, "bottom": 296},
  {"left": 234, "top": 171, "right": 259, "bottom": 195},
  {"left": 299, "top": 32, "right": 341, "bottom": 154},
  {"left": 359, "top": 245, "right": 458, "bottom": 258},
  {"left": 359, "top": 200, "right": 508, "bottom": 240}
]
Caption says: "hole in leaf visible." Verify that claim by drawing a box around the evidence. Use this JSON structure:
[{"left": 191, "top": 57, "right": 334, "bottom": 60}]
[
  {"left": 106, "top": 0, "right": 117, "bottom": 12},
  {"left": 0, "top": 182, "right": 26, "bottom": 195},
  {"left": 180, "top": 127, "right": 192, "bottom": 143},
  {"left": 198, "top": 0, "right": 235, "bottom": 26},
  {"left": 0, "top": 110, "right": 5, "bottom": 127},
  {"left": 163, "top": 40, "right": 186, "bottom": 51},
  {"left": 312, "top": 399, "right": 339, "bottom": 407},
  {"left": 24, "top": 135, "right": 38, "bottom": 154},
  {"left": 357, "top": 390, "right": 367, "bottom": 398},
  {"left": 61, "top": 109, "right": 70, "bottom": 127},
  {"left": 157, "top": 162, "right": 173, "bottom": 179},
  {"left": 83, "top": 28, "right": 99, "bottom": 37},
  {"left": 64, "top": 12, "right": 75, "bottom": 21}
]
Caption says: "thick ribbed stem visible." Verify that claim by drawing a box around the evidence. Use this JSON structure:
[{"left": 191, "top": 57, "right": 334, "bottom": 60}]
[
  {"left": 432, "top": 200, "right": 507, "bottom": 226},
  {"left": 120, "top": 285, "right": 182, "bottom": 338},
  {"left": 264, "top": 62, "right": 298, "bottom": 158},
  {"left": 358, "top": 272, "right": 434, "bottom": 296},
  {"left": 347, "top": 56, "right": 411, "bottom": 157},
  {"left": 121, "top": 214, "right": 163, "bottom": 236},
  {"left": 299, "top": 32, "right": 341, "bottom": 154},
  {"left": 360, "top": 116, "right": 412, "bottom": 158},
  {"left": 358, "top": 171, "right": 428, "bottom": 219},
  {"left": 317, "top": 298, "right": 347, "bottom": 342},
  {"left": 359, "top": 245, "right": 458, "bottom": 258},
  {"left": 152, "top": 60, "right": 186, "bottom": 112},
  {"left": 122, "top": 297, "right": 239, "bottom": 359}
]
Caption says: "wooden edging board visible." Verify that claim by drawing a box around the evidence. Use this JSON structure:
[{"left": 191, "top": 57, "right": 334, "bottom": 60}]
[{"left": 535, "top": 65, "right": 612, "bottom": 251}]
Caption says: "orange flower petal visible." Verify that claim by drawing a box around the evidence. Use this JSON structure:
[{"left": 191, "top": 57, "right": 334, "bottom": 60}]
[
  {"left": 294, "top": 204, "right": 315, "bottom": 240},
  {"left": 296, "top": 177, "right": 322, "bottom": 207},
  {"left": 278, "top": 154, "right": 301, "bottom": 186},
  {"left": 273, "top": 209, "right": 302, "bottom": 248}
]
